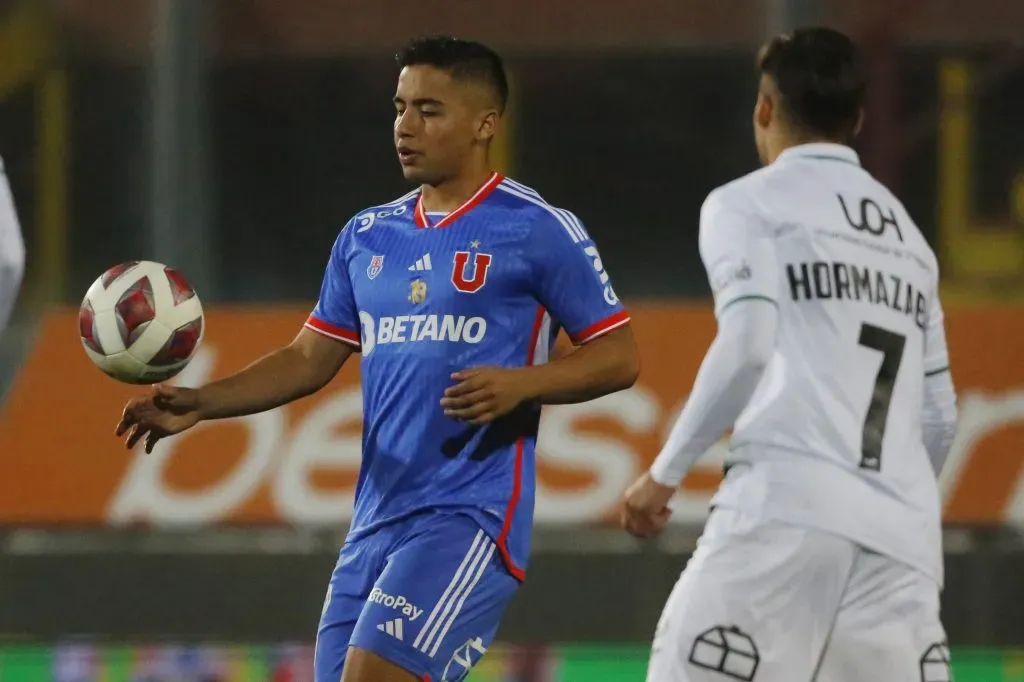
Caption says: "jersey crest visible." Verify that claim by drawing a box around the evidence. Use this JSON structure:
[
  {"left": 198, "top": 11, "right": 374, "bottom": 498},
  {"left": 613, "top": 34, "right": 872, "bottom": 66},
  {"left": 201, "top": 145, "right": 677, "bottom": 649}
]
[
  {"left": 367, "top": 254, "right": 385, "bottom": 280},
  {"left": 451, "top": 251, "right": 493, "bottom": 294}
]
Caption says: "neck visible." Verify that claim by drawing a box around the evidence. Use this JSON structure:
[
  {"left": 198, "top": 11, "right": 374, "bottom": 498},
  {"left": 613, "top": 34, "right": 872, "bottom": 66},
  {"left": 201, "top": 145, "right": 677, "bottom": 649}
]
[{"left": 419, "top": 162, "right": 495, "bottom": 213}]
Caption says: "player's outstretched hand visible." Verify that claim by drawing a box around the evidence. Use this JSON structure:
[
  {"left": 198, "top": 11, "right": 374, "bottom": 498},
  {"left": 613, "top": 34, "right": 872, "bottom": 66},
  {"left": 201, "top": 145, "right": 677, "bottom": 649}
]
[
  {"left": 441, "top": 367, "right": 531, "bottom": 426},
  {"left": 621, "top": 472, "right": 674, "bottom": 539},
  {"left": 115, "top": 384, "right": 201, "bottom": 454}
]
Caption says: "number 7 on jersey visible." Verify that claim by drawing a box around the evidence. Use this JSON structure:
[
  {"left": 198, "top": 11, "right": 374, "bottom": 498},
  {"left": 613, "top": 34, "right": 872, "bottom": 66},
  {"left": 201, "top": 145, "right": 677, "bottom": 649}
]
[{"left": 857, "top": 323, "right": 906, "bottom": 471}]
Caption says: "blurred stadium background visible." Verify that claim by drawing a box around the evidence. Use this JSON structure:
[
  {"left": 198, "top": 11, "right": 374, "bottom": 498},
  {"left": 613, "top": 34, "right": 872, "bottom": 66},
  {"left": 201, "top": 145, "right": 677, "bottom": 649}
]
[{"left": 0, "top": 0, "right": 1023, "bottom": 680}]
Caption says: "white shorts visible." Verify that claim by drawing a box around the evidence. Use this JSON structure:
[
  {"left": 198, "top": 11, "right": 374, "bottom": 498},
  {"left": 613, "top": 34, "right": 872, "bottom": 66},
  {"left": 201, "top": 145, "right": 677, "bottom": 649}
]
[{"left": 646, "top": 508, "right": 952, "bottom": 682}]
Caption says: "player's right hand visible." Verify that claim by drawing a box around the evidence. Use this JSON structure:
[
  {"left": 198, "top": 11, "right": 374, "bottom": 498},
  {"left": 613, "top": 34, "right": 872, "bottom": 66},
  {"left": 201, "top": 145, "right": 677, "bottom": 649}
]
[
  {"left": 115, "top": 384, "right": 201, "bottom": 454},
  {"left": 621, "top": 472, "right": 674, "bottom": 539}
]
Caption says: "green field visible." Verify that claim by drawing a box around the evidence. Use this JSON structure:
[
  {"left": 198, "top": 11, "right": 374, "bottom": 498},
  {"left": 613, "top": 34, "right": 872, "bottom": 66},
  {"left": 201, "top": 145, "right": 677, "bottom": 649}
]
[
  {"left": 0, "top": 643, "right": 1022, "bottom": 681},
  {"left": 504, "top": 646, "right": 1024, "bottom": 682}
]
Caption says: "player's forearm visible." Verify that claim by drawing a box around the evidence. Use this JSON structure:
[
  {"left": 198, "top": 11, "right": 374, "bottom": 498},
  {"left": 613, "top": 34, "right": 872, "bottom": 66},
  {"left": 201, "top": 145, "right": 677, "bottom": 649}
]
[
  {"left": 921, "top": 369, "right": 958, "bottom": 476},
  {"left": 196, "top": 346, "right": 329, "bottom": 421},
  {"left": 521, "top": 327, "right": 639, "bottom": 404},
  {"left": 650, "top": 301, "right": 777, "bottom": 486}
]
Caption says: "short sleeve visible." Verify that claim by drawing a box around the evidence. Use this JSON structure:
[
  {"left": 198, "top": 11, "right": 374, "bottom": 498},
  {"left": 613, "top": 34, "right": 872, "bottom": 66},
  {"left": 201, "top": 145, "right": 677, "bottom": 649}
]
[
  {"left": 528, "top": 209, "right": 630, "bottom": 344},
  {"left": 305, "top": 221, "right": 361, "bottom": 349},
  {"left": 698, "top": 189, "right": 779, "bottom": 317}
]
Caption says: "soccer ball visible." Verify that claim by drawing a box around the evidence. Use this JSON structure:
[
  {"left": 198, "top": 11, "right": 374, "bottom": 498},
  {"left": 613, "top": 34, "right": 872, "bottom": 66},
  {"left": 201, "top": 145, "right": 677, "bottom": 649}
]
[{"left": 78, "top": 260, "right": 205, "bottom": 384}]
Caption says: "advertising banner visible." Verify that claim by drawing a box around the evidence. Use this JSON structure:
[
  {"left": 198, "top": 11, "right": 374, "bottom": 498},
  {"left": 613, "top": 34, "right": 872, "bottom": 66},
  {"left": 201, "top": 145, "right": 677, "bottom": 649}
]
[
  {"left": 0, "top": 643, "right": 1020, "bottom": 682},
  {"left": 0, "top": 305, "right": 1022, "bottom": 527}
]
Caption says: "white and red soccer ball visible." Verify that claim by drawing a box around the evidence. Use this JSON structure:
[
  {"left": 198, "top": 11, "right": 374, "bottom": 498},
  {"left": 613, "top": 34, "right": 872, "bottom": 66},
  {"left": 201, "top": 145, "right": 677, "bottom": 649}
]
[{"left": 78, "top": 260, "right": 205, "bottom": 384}]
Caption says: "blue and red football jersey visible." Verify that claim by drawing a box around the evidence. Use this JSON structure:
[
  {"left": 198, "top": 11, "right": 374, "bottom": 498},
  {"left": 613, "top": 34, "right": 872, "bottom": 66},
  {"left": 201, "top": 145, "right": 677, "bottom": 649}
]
[{"left": 305, "top": 174, "right": 629, "bottom": 579}]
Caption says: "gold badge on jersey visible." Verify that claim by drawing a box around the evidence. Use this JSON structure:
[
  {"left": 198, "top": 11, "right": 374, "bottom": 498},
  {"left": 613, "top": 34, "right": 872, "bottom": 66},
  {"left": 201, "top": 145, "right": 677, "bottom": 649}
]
[{"left": 409, "top": 278, "right": 427, "bottom": 304}]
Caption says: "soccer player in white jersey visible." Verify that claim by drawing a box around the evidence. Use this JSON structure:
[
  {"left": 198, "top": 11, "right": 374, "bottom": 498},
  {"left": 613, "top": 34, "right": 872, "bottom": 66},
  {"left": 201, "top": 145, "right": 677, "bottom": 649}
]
[
  {"left": 0, "top": 156, "right": 25, "bottom": 336},
  {"left": 621, "top": 27, "right": 959, "bottom": 682}
]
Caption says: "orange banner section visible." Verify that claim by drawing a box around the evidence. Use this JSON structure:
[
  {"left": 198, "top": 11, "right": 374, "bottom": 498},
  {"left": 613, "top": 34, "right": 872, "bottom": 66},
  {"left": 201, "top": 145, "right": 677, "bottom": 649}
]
[{"left": 0, "top": 305, "right": 1022, "bottom": 526}]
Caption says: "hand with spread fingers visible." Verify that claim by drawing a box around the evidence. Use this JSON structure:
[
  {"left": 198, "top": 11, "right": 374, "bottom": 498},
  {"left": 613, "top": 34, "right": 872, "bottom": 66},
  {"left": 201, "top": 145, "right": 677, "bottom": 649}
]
[
  {"left": 440, "top": 367, "right": 533, "bottom": 426},
  {"left": 115, "top": 384, "right": 202, "bottom": 453}
]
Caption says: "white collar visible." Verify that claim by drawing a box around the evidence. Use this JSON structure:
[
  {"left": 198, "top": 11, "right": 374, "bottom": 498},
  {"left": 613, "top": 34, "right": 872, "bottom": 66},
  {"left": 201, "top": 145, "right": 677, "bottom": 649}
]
[{"left": 775, "top": 142, "right": 860, "bottom": 167}]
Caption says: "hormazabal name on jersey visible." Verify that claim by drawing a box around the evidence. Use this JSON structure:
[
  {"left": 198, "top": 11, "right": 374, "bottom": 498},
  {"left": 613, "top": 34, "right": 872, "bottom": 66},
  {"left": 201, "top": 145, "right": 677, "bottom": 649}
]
[{"left": 786, "top": 261, "right": 927, "bottom": 331}]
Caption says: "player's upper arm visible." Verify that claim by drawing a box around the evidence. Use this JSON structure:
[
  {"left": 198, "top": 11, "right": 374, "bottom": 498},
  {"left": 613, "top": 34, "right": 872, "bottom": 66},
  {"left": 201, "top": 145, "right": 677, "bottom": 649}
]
[
  {"left": 698, "top": 188, "right": 779, "bottom": 318},
  {"left": 527, "top": 208, "right": 630, "bottom": 345},
  {"left": 303, "top": 220, "right": 362, "bottom": 351}
]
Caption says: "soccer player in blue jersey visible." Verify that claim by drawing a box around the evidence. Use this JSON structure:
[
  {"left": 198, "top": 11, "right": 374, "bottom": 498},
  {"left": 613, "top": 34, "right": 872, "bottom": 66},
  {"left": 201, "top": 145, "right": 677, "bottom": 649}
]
[{"left": 115, "top": 36, "right": 638, "bottom": 682}]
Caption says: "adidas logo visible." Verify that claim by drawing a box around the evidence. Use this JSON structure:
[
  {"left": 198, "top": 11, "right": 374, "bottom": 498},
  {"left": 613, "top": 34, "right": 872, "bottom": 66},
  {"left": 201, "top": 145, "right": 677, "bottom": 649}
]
[
  {"left": 377, "top": 618, "right": 404, "bottom": 640},
  {"left": 408, "top": 254, "right": 433, "bottom": 271}
]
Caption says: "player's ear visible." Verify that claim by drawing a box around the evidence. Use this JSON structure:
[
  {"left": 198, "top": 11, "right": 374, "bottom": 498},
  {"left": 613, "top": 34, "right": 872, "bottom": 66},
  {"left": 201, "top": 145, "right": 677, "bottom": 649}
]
[
  {"left": 852, "top": 106, "right": 865, "bottom": 137},
  {"left": 754, "top": 92, "right": 773, "bottom": 129},
  {"left": 476, "top": 109, "right": 499, "bottom": 143},
  {"left": 754, "top": 74, "right": 776, "bottom": 130}
]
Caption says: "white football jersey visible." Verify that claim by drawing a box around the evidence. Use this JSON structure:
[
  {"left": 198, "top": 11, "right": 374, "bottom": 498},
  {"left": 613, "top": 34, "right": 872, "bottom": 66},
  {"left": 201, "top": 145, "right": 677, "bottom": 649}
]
[{"left": 704, "top": 143, "right": 950, "bottom": 585}]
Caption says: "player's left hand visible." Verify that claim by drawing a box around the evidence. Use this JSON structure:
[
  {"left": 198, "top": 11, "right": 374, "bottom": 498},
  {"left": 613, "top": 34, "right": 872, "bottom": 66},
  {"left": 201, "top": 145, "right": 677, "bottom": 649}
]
[
  {"left": 621, "top": 472, "right": 675, "bottom": 539},
  {"left": 441, "top": 367, "right": 532, "bottom": 425}
]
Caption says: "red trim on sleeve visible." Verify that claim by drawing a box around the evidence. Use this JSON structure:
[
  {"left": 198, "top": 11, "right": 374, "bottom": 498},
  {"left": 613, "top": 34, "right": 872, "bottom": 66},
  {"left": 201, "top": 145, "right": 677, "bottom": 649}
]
[
  {"left": 304, "top": 315, "right": 361, "bottom": 348},
  {"left": 571, "top": 310, "right": 631, "bottom": 345}
]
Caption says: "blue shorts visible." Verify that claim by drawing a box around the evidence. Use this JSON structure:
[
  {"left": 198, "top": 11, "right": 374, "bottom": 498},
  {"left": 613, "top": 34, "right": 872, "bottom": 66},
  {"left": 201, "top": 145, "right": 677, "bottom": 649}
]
[{"left": 313, "top": 510, "right": 520, "bottom": 682}]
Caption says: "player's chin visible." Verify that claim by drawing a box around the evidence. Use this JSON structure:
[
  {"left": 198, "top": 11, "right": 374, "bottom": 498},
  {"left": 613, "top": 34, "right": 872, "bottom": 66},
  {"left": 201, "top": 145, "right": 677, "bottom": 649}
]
[{"left": 399, "top": 164, "right": 432, "bottom": 184}]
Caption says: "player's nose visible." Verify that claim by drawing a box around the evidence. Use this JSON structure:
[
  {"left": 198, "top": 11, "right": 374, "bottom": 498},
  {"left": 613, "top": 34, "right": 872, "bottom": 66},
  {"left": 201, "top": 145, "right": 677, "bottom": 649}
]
[{"left": 394, "top": 113, "right": 416, "bottom": 139}]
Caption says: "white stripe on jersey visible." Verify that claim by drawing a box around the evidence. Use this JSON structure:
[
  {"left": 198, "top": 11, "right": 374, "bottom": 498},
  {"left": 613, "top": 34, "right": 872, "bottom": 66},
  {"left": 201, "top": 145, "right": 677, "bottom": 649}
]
[
  {"left": 502, "top": 177, "right": 542, "bottom": 199},
  {"left": 412, "top": 530, "right": 487, "bottom": 651},
  {"left": 531, "top": 310, "right": 552, "bottom": 365},
  {"left": 498, "top": 181, "right": 589, "bottom": 242},
  {"left": 495, "top": 184, "right": 587, "bottom": 243},
  {"left": 500, "top": 179, "right": 589, "bottom": 240},
  {"left": 555, "top": 207, "right": 589, "bottom": 241},
  {"left": 380, "top": 188, "right": 421, "bottom": 208}
]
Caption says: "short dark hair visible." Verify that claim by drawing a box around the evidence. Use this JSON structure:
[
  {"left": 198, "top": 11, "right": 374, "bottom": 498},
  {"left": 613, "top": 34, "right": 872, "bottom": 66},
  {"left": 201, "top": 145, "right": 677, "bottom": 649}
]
[
  {"left": 396, "top": 36, "right": 509, "bottom": 113},
  {"left": 757, "top": 27, "right": 866, "bottom": 140}
]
